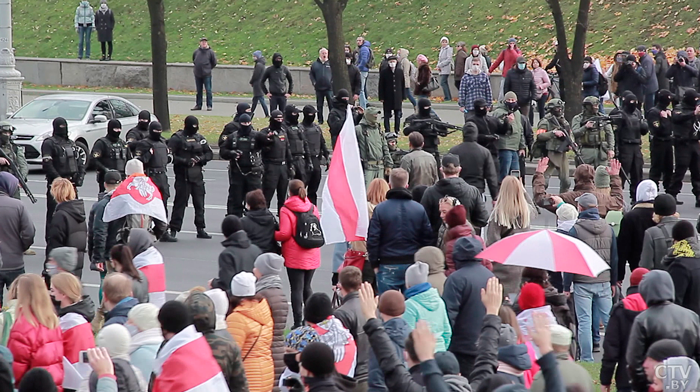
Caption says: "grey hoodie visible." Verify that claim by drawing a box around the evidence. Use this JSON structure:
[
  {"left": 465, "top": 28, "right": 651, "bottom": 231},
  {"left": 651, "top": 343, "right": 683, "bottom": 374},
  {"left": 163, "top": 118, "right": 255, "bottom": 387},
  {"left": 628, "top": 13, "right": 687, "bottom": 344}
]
[
  {"left": 660, "top": 356, "right": 700, "bottom": 392},
  {"left": 444, "top": 375, "right": 472, "bottom": 392},
  {"left": 128, "top": 228, "right": 153, "bottom": 257},
  {"left": 640, "top": 269, "right": 675, "bottom": 305}
]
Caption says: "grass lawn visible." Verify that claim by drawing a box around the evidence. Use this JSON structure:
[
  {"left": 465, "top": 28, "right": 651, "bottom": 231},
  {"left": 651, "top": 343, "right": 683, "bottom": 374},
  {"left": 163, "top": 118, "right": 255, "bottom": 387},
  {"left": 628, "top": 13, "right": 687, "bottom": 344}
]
[
  {"left": 13, "top": 0, "right": 699, "bottom": 68},
  {"left": 579, "top": 361, "right": 604, "bottom": 392}
]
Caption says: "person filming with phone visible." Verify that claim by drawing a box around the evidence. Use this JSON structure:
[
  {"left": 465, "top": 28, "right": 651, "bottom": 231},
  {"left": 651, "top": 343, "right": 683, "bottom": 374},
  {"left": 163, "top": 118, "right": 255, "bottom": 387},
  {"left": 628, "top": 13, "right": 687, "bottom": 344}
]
[{"left": 665, "top": 50, "right": 699, "bottom": 97}]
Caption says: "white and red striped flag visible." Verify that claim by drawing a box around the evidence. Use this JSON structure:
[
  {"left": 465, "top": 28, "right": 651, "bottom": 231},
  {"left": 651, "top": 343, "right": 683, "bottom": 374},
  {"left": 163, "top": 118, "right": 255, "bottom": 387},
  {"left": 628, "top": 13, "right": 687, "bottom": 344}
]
[
  {"left": 102, "top": 174, "right": 167, "bottom": 223},
  {"left": 321, "top": 106, "right": 370, "bottom": 243}
]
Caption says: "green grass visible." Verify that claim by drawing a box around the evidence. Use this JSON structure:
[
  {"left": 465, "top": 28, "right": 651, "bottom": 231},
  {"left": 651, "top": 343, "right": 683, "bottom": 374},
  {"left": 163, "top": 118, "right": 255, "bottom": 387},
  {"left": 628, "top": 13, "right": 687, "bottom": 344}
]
[
  {"left": 12, "top": 0, "right": 699, "bottom": 67},
  {"left": 580, "top": 361, "right": 604, "bottom": 392}
]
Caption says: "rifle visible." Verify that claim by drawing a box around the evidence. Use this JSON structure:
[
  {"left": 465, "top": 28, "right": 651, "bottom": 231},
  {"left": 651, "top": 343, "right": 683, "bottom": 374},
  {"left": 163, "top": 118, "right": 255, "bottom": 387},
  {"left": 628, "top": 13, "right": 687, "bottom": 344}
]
[
  {"left": 410, "top": 118, "right": 461, "bottom": 137},
  {"left": 551, "top": 116, "right": 585, "bottom": 166},
  {"left": 0, "top": 148, "right": 37, "bottom": 203}
]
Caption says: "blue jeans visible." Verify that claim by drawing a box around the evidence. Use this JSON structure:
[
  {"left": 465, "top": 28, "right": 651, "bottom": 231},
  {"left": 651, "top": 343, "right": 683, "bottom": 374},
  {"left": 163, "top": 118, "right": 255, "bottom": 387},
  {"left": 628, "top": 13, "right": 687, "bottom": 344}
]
[
  {"left": 77, "top": 26, "right": 92, "bottom": 59},
  {"left": 573, "top": 282, "right": 612, "bottom": 362},
  {"left": 360, "top": 71, "right": 369, "bottom": 108},
  {"left": 498, "top": 150, "right": 520, "bottom": 181},
  {"left": 440, "top": 74, "right": 452, "bottom": 101},
  {"left": 251, "top": 95, "right": 269, "bottom": 117},
  {"left": 315, "top": 90, "right": 334, "bottom": 123},
  {"left": 332, "top": 242, "right": 350, "bottom": 272},
  {"left": 376, "top": 264, "right": 411, "bottom": 294},
  {"left": 405, "top": 88, "right": 417, "bottom": 107},
  {"left": 195, "top": 75, "right": 213, "bottom": 109}
]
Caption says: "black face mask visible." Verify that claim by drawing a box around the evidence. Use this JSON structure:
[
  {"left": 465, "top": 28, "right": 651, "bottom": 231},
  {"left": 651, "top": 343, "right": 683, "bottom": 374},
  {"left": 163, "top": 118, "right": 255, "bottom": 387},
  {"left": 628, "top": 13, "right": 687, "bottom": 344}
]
[
  {"left": 273, "top": 59, "right": 283, "bottom": 67},
  {"left": 137, "top": 120, "right": 149, "bottom": 130},
  {"left": 623, "top": 100, "right": 637, "bottom": 113},
  {"left": 657, "top": 95, "right": 672, "bottom": 109},
  {"left": 0, "top": 134, "right": 10, "bottom": 145},
  {"left": 286, "top": 114, "right": 299, "bottom": 126},
  {"left": 283, "top": 353, "right": 300, "bottom": 373},
  {"left": 551, "top": 108, "right": 562, "bottom": 117},
  {"left": 270, "top": 119, "right": 283, "bottom": 130},
  {"left": 303, "top": 113, "right": 316, "bottom": 124},
  {"left": 53, "top": 118, "right": 69, "bottom": 138},
  {"left": 239, "top": 124, "right": 252, "bottom": 135},
  {"left": 475, "top": 106, "right": 488, "bottom": 117},
  {"left": 505, "top": 101, "right": 519, "bottom": 111},
  {"left": 419, "top": 107, "right": 431, "bottom": 117},
  {"left": 184, "top": 116, "right": 199, "bottom": 136}
]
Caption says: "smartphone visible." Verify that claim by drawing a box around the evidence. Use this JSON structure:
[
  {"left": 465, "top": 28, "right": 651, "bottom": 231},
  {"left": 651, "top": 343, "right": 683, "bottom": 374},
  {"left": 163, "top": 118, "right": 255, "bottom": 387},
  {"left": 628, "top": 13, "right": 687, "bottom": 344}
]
[
  {"left": 510, "top": 170, "right": 521, "bottom": 179},
  {"left": 79, "top": 350, "right": 89, "bottom": 364}
]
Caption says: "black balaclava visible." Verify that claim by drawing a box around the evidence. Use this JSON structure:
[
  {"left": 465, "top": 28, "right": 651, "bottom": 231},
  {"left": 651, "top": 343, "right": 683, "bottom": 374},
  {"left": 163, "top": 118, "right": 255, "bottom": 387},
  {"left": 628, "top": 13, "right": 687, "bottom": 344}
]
[
  {"left": 52, "top": 117, "right": 69, "bottom": 138},
  {"left": 137, "top": 110, "right": 150, "bottom": 130},
  {"left": 0, "top": 130, "right": 10, "bottom": 145},
  {"left": 284, "top": 105, "right": 300, "bottom": 125},
  {"left": 418, "top": 98, "right": 432, "bottom": 117},
  {"left": 234, "top": 102, "right": 251, "bottom": 122},
  {"left": 107, "top": 119, "right": 122, "bottom": 141},
  {"left": 623, "top": 93, "right": 638, "bottom": 113},
  {"left": 148, "top": 121, "right": 163, "bottom": 140},
  {"left": 302, "top": 105, "right": 317, "bottom": 125},
  {"left": 269, "top": 110, "right": 284, "bottom": 130},
  {"left": 656, "top": 89, "right": 674, "bottom": 110},
  {"left": 682, "top": 90, "right": 700, "bottom": 109},
  {"left": 335, "top": 89, "right": 350, "bottom": 105},
  {"left": 273, "top": 53, "right": 283, "bottom": 68},
  {"left": 238, "top": 114, "right": 252, "bottom": 136},
  {"left": 184, "top": 115, "right": 199, "bottom": 136},
  {"left": 473, "top": 98, "right": 488, "bottom": 117}
]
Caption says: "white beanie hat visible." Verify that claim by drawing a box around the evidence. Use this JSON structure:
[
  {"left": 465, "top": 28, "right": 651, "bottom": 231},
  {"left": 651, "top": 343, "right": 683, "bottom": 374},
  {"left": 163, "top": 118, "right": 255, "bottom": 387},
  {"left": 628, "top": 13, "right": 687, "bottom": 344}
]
[
  {"left": 555, "top": 203, "right": 578, "bottom": 222},
  {"left": 125, "top": 158, "right": 144, "bottom": 176},
  {"left": 127, "top": 303, "right": 161, "bottom": 331},
  {"left": 205, "top": 288, "right": 229, "bottom": 331},
  {"left": 405, "top": 261, "right": 429, "bottom": 289},
  {"left": 97, "top": 324, "right": 132, "bottom": 360},
  {"left": 231, "top": 272, "right": 257, "bottom": 297}
]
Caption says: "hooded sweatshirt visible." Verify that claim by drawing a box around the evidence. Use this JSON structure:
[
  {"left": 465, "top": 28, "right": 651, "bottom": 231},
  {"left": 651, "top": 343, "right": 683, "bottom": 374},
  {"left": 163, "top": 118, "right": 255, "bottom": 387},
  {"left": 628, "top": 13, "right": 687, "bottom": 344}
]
[
  {"left": 617, "top": 180, "right": 657, "bottom": 279},
  {"left": 659, "top": 356, "right": 700, "bottom": 392},
  {"left": 128, "top": 229, "right": 166, "bottom": 307},
  {"left": 665, "top": 237, "right": 700, "bottom": 316},
  {"left": 46, "top": 199, "right": 87, "bottom": 274},
  {"left": 415, "top": 247, "right": 447, "bottom": 295},
  {"left": 403, "top": 283, "right": 452, "bottom": 352},
  {"left": 0, "top": 173, "right": 34, "bottom": 271}
]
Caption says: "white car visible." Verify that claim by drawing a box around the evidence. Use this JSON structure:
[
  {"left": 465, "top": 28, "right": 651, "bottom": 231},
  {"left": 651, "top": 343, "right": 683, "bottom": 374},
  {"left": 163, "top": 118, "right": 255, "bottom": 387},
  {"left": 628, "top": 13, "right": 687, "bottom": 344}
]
[{"left": 6, "top": 94, "right": 155, "bottom": 166}]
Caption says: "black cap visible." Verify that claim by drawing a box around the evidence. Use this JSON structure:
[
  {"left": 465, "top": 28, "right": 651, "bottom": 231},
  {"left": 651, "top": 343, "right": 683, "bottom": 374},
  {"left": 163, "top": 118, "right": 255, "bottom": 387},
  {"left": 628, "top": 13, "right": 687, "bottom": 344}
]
[
  {"left": 239, "top": 113, "right": 252, "bottom": 123},
  {"left": 672, "top": 220, "right": 696, "bottom": 242},
  {"left": 200, "top": 37, "right": 208, "bottom": 42},
  {"left": 148, "top": 121, "right": 163, "bottom": 132},
  {"left": 646, "top": 339, "right": 687, "bottom": 361},
  {"left": 583, "top": 56, "right": 593, "bottom": 63},
  {"left": 184, "top": 115, "right": 199, "bottom": 130},
  {"left": 304, "top": 293, "right": 333, "bottom": 323},
  {"left": 158, "top": 300, "right": 193, "bottom": 334},
  {"left": 303, "top": 105, "right": 317, "bottom": 115},
  {"left": 636, "top": 45, "right": 647, "bottom": 52},
  {"left": 653, "top": 194, "right": 676, "bottom": 216},
  {"left": 104, "top": 170, "right": 123, "bottom": 185},
  {"left": 336, "top": 89, "right": 350, "bottom": 100},
  {"left": 138, "top": 110, "right": 150, "bottom": 121},
  {"left": 473, "top": 98, "right": 488, "bottom": 108},
  {"left": 284, "top": 105, "right": 300, "bottom": 115},
  {"left": 627, "top": 54, "right": 637, "bottom": 62},
  {"left": 441, "top": 153, "right": 461, "bottom": 168},
  {"left": 270, "top": 110, "right": 283, "bottom": 119},
  {"left": 236, "top": 102, "right": 251, "bottom": 114}
]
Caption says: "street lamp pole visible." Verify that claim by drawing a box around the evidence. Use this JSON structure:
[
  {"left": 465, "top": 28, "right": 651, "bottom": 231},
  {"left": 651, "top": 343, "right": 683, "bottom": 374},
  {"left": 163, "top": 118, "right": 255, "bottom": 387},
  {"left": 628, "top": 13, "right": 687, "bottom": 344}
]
[{"left": 0, "top": 0, "right": 24, "bottom": 120}]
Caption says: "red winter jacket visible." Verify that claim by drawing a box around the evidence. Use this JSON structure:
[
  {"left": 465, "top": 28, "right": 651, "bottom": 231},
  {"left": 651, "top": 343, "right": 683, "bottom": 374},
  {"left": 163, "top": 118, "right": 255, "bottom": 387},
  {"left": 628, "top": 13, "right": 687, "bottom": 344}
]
[
  {"left": 9, "top": 314, "right": 64, "bottom": 390},
  {"left": 489, "top": 47, "right": 523, "bottom": 76},
  {"left": 444, "top": 224, "right": 486, "bottom": 276},
  {"left": 60, "top": 312, "right": 96, "bottom": 365},
  {"left": 275, "top": 196, "right": 321, "bottom": 270}
]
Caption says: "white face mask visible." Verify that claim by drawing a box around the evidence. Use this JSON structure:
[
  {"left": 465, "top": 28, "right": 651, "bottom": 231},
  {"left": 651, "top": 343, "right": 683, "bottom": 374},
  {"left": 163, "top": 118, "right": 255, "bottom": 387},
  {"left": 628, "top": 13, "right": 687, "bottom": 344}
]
[
  {"left": 583, "top": 62, "right": 590, "bottom": 69},
  {"left": 471, "top": 64, "right": 481, "bottom": 72},
  {"left": 472, "top": 50, "right": 479, "bottom": 56},
  {"left": 346, "top": 59, "right": 351, "bottom": 65},
  {"left": 389, "top": 61, "right": 397, "bottom": 68}
]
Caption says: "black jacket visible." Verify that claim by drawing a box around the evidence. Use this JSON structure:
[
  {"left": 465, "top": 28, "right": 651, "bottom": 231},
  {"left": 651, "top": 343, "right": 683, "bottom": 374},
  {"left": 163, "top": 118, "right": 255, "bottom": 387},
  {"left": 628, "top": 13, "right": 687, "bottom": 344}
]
[
  {"left": 616, "top": 204, "right": 655, "bottom": 280},
  {"left": 211, "top": 230, "right": 262, "bottom": 292},
  {"left": 88, "top": 191, "right": 124, "bottom": 270},
  {"left": 647, "top": 106, "right": 673, "bottom": 141},
  {"left": 241, "top": 208, "right": 280, "bottom": 254},
  {"left": 666, "top": 62, "right": 699, "bottom": 90},
  {"left": 262, "top": 64, "right": 294, "bottom": 95},
  {"left": 47, "top": 199, "right": 87, "bottom": 273},
  {"left": 448, "top": 125, "right": 499, "bottom": 200},
  {"left": 464, "top": 111, "right": 504, "bottom": 157},
  {"left": 655, "top": 52, "right": 670, "bottom": 91},
  {"left": 334, "top": 292, "right": 369, "bottom": 382},
  {"left": 310, "top": 58, "right": 333, "bottom": 92},
  {"left": 627, "top": 270, "right": 700, "bottom": 392},
  {"left": 672, "top": 102, "right": 700, "bottom": 142},
  {"left": 614, "top": 63, "right": 647, "bottom": 99},
  {"left": 250, "top": 56, "right": 266, "bottom": 96},
  {"left": 348, "top": 64, "right": 362, "bottom": 97},
  {"left": 442, "top": 252, "right": 494, "bottom": 355},
  {"left": 363, "top": 318, "right": 450, "bottom": 392},
  {"left": 328, "top": 100, "right": 363, "bottom": 148},
  {"left": 600, "top": 288, "right": 646, "bottom": 389},
  {"left": 378, "top": 66, "right": 406, "bottom": 110},
  {"left": 665, "top": 237, "right": 700, "bottom": 316},
  {"left": 503, "top": 67, "right": 536, "bottom": 104},
  {"left": 193, "top": 47, "right": 217, "bottom": 78},
  {"left": 57, "top": 295, "right": 96, "bottom": 323},
  {"left": 420, "top": 177, "right": 489, "bottom": 239}
]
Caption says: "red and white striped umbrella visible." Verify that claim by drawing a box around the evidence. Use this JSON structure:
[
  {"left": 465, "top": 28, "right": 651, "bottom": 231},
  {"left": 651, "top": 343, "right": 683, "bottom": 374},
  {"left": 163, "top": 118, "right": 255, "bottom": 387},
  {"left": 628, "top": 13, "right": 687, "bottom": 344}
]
[{"left": 476, "top": 230, "right": 610, "bottom": 277}]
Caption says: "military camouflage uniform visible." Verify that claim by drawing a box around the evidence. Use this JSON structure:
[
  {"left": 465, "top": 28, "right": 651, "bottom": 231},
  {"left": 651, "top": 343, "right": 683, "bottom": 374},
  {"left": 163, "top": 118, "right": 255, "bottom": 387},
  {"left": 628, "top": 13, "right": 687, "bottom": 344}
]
[
  {"left": 535, "top": 99, "right": 572, "bottom": 193},
  {"left": 572, "top": 96, "right": 615, "bottom": 168},
  {"left": 386, "top": 132, "right": 407, "bottom": 168},
  {"left": 356, "top": 107, "right": 393, "bottom": 186},
  {"left": 0, "top": 121, "right": 28, "bottom": 199}
]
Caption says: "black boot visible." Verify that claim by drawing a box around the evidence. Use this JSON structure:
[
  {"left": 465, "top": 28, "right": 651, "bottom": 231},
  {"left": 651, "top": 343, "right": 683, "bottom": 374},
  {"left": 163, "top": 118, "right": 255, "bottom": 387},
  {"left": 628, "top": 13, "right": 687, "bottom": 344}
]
[
  {"left": 160, "top": 229, "right": 178, "bottom": 242},
  {"left": 100, "top": 55, "right": 106, "bottom": 61},
  {"left": 107, "top": 55, "right": 111, "bottom": 61},
  {"left": 197, "top": 229, "right": 212, "bottom": 239}
]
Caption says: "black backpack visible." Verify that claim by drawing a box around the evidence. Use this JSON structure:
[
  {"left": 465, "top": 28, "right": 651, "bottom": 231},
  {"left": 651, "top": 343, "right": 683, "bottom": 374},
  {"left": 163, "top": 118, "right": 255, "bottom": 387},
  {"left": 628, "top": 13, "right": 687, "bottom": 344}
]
[
  {"left": 597, "top": 73, "right": 609, "bottom": 96},
  {"left": 285, "top": 205, "right": 325, "bottom": 249}
]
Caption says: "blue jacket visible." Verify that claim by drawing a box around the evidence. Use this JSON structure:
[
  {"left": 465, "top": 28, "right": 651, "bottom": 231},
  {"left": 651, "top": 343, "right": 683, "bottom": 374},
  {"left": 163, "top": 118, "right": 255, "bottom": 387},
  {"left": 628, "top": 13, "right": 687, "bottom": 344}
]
[
  {"left": 565, "top": 208, "right": 618, "bottom": 289},
  {"left": 103, "top": 297, "right": 139, "bottom": 327},
  {"left": 367, "top": 188, "right": 433, "bottom": 268},
  {"left": 582, "top": 66, "right": 600, "bottom": 97},
  {"left": 367, "top": 317, "right": 411, "bottom": 392},
  {"left": 357, "top": 41, "right": 372, "bottom": 72}
]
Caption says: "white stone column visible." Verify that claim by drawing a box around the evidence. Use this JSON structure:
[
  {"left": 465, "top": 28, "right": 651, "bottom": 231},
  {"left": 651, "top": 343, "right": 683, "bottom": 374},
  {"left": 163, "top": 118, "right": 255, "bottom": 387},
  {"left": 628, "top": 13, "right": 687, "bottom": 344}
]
[{"left": 0, "top": 0, "right": 23, "bottom": 120}]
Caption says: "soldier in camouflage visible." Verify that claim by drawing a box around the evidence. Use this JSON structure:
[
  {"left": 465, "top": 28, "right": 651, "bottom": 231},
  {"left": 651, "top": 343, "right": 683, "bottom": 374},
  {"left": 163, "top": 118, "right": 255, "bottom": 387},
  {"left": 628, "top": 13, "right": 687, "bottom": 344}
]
[
  {"left": 0, "top": 121, "right": 28, "bottom": 199},
  {"left": 356, "top": 107, "right": 393, "bottom": 186},
  {"left": 535, "top": 99, "right": 572, "bottom": 193},
  {"left": 572, "top": 96, "right": 615, "bottom": 168},
  {"left": 385, "top": 132, "right": 407, "bottom": 169}
]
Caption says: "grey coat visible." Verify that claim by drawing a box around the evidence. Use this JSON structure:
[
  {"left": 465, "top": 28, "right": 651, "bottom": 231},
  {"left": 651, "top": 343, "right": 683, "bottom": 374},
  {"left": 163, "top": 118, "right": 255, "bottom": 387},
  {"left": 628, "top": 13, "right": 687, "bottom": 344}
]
[
  {"left": 0, "top": 192, "right": 35, "bottom": 271},
  {"left": 250, "top": 57, "right": 266, "bottom": 96},
  {"left": 400, "top": 149, "right": 439, "bottom": 190},
  {"left": 639, "top": 216, "right": 679, "bottom": 271},
  {"left": 438, "top": 46, "right": 454, "bottom": 75},
  {"left": 639, "top": 53, "right": 659, "bottom": 94}
]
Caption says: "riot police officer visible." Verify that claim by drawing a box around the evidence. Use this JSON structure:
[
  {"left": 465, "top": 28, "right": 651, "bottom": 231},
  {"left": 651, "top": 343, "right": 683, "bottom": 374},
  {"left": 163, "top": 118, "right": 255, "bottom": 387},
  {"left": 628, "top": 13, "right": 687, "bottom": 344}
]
[
  {"left": 404, "top": 98, "right": 445, "bottom": 167},
  {"left": 262, "top": 110, "right": 294, "bottom": 210},
  {"left": 465, "top": 98, "right": 501, "bottom": 177},
  {"left": 0, "top": 121, "right": 28, "bottom": 199},
  {"left": 610, "top": 92, "right": 648, "bottom": 200},
  {"left": 220, "top": 113, "right": 270, "bottom": 216},
  {"left": 572, "top": 96, "right": 615, "bottom": 168},
  {"left": 219, "top": 103, "right": 253, "bottom": 147},
  {"left": 284, "top": 105, "right": 313, "bottom": 183},
  {"left": 385, "top": 132, "right": 407, "bottom": 169},
  {"left": 134, "top": 121, "right": 177, "bottom": 242},
  {"left": 535, "top": 99, "right": 572, "bottom": 193},
  {"left": 300, "top": 105, "right": 329, "bottom": 205},
  {"left": 668, "top": 90, "right": 700, "bottom": 206},
  {"left": 42, "top": 117, "right": 85, "bottom": 237},
  {"left": 168, "top": 115, "right": 214, "bottom": 239},
  {"left": 126, "top": 110, "right": 151, "bottom": 154},
  {"left": 646, "top": 89, "right": 675, "bottom": 192},
  {"left": 91, "top": 119, "right": 130, "bottom": 193}
]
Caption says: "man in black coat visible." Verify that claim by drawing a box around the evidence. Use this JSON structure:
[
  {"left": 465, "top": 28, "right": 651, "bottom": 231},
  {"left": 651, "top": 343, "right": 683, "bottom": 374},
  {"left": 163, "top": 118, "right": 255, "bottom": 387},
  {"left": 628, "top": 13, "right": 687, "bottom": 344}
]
[
  {"left": 250, "top": 51, "right": 270, "bottom": 117},
  {"left": 378, "top": 55, "right": 406, "bottom": 134},
  {"left": 665, "top": 220, "right": 700, "bottom": 316},
  {"left": 503, "top": 56, "right": 536, "bottom": 120},
  {"left": 646, "top": 89, "right": 675, "bottom": 192},
  {"left": 346, "top": 52, "right": 362, "bottom": 104},
  {"left": 448, "top": 122, "right": 499, "bottom": 202},
  {"left": 614, "top": 55, "right": 647, "bottom": 109},
  {"left": 465, "top": 98, "right": 503, "bottom": 177},
  {"left": 209, "top": 215, "right": 262, "bottom": 292},
  {"left": 327, "top": 89, "right": 363, "bottom": 149},
  {"left": 668, "top": 90, "right": 700, "bottom": 206},
  {"left": 309, "top": 48, "right": 333, "bottom": 124},
  {"left": 666, "top": 50, "right": 699, "bottom": 97}
]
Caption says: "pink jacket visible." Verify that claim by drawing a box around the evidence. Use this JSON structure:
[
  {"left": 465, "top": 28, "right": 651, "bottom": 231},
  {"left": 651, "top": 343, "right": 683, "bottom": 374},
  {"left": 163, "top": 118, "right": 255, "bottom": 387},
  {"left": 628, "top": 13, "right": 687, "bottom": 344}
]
[
  {"left": 532, "top": 67, "right": 551, "bottom": 99},
  {"left": 489, "top": 47, "right": 522, "bottom": 76},
  {"left": 275, "top": 196, "right": 321, "bottom": 270}
]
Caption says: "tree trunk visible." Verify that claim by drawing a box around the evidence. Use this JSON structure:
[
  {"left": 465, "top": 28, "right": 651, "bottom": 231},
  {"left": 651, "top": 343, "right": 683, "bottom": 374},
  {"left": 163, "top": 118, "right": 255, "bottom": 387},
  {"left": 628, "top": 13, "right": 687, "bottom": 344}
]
[
  {"left": 316, "top": 0, "right": 350, "bottom": 94},
  {"left": 546, "top": 0, "right": 591, "bottom": 121},
  {"left": 147, "top": 0, "right": 171, "bottom": 132}
]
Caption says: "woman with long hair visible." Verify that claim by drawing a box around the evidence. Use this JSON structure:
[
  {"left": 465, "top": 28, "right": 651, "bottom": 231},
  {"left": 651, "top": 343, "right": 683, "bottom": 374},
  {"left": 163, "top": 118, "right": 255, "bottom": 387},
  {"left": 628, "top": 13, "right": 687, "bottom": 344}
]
[
  {"left": 414, "top": 54, "right": 433, "bottom": 98},
  {"left": 531, "top": 58, "right": 551, "bottom": 120},
  {"left": 110, "top": 244, "right": 149, "bottom": 303},
  {"left": 367, "top": 178, "right": 389, "bottom": 217},
  {"left": 46, "top": 178, "right": 87, "bottom": 280},
  {"left": 51, "top": 272, "right": 96, "bottom": 368},
  {"left": 8, "top": 273, "right": 64, "bottom": 388},
  {"left": 486, "top": 176, "right": 537, "bottom": 298},
  {"left": 275, "top": 180, "right": 321, "bottom": 328}
]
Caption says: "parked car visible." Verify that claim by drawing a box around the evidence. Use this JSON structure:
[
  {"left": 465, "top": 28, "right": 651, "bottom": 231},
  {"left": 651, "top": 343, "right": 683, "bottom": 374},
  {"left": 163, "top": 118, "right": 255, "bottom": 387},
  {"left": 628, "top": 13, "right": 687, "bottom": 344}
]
[{"left": 5, "top": 94, "right": 155, "bottom": 166}]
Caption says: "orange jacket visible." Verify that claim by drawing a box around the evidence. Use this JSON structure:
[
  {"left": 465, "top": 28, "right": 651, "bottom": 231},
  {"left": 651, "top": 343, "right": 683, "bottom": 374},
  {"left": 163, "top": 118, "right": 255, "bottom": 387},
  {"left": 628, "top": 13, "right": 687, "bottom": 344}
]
[{"left": 227, "top": 298, "right": 274, "bottom": 392}]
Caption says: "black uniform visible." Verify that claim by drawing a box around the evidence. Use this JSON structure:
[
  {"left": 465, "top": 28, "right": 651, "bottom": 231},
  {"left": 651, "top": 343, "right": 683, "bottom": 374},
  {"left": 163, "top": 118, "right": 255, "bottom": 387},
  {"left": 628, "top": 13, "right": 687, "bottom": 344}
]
[
  {"left": 668, "top": 91, "right": 700, "bottom": 204},
  {"left": 125, "top": 110, "right": 151, "bottom": 155},
  {"left": 301, "top": 105, "right": 329, "bottom": 205},
  {"left": 134, "top": 121, "right": 172, "bottom": 217},
  {"left": 404, "top": 98, "right": 445, "bottom": 167},
  {"left": 262, "top": 110, "right": 293, "bottom": 211},
  {"left": 610, "top": 93, "right": 648, "bottom": 200},
  {"left": 91, "top": 119, "right": 129, "bottom": 193},
  {"left": 220, "top": 113, "right": 269, "bottom": 217},
  {"left": 284, "top": 105, "right": 313, "bottom": 184},
  {"left": 465, "top": 99, "right": 503, "bottom": 177},
  {"left": 41, "top": 117, "right": 85, "bottom": 239},
  {"left": 167, "top": 116, "right": 213, "bottom": 237},
  {"left": 646, "top": 90, "right": 675, "bottom": 192},
  {"left": 218, "top": 103, "right": 252, "bottom": 147}
]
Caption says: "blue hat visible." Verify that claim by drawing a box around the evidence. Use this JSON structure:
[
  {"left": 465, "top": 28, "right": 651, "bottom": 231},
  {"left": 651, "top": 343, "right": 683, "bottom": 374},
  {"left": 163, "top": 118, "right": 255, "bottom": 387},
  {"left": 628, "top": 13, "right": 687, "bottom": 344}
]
[
  {"left": 253, "top": 50, "right": 262, "bottom": 59},
  {"left": 453, "top": 236, "right": 484, "bottom": 263}
]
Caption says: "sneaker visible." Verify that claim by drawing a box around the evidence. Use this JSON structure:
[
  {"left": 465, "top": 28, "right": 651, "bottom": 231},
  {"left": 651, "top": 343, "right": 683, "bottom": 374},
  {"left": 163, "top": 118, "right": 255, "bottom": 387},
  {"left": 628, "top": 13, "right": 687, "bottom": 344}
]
[
  {"left": 107, "top": 55, "right": 111, "bottom": 61},
  {"left": 207, "top": 107, "right": 213, "bottom": 111},
  {"left": 191, "top": 106, "right": 202, "bottom": 111},
  {"left": 160, "top": 231, "right": 178, "bottom": 242},
  {"left": 197, "top": 229, "right": 212, "bottom": 239},
  {"left": 592, "top": 342, "right": 601, "bottom": 352},
  {"left": 100, "top": 55, "right": 106, "bottom": 61},
  {"left": 24, "top": 249, "right": 36, "bottom": 256}
]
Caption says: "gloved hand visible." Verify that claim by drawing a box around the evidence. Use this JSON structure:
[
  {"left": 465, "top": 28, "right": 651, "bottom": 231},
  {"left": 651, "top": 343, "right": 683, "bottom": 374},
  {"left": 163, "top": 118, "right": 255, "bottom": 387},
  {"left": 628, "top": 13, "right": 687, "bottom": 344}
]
[
  {"left": 73, "top": 174, "right": 84, "bottom": 187},
  {"left": 190, "top": 156, "right": 200, "bottom": 167},
  {"left": 307, "top": 162, "right": 314, "bottom": 173},
  {"left": 384, "top": 167, "right": 391, "bottom": 177},
  {"left": 234, "top": 150, "right": 243, "bottom": 160},
  {"left": 288, "top": 167, "right": 296, "bottom": 178}
]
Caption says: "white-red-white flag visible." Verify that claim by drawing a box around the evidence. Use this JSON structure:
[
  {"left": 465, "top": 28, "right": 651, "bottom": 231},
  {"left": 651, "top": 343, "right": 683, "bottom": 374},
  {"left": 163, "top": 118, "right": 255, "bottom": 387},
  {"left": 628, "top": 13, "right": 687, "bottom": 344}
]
[
  {"left": 321, "top": 107, "right": 370, "bottom": 243},
  {"left": 102, "top": 174, "right": 167, "bottom": 223}
]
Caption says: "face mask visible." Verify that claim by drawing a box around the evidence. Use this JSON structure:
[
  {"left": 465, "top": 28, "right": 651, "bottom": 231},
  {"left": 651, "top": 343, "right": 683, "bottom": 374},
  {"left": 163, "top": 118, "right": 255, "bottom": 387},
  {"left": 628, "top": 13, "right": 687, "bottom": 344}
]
[
  {"left": 47, "top": 264, "right": 59, "bottom": 276},
  {"left": 651, "top": 49, "right": 659, "bottom": 55},
  {"left": 126, "top": 324, "right": 139, "bottom": 336},
  {"left": 0, "top": 134, "right": 10, "bottom": 144},
  {"left": 471, "top": 65, "right": 480, "bottom": 73},
  {"left": 517, "top": 63, "right": 526, "bottom": 70},
  {"left": 551, "top": 108, "right": 562, "bottom": 117},
  {"left": 476, "top": 106, "right": 488, "bottom": 116},
  {"left": 270, "top": 119, "right": 283, "bottom": 130},
  {"left": 624, "top": 100, "right": 637, "bottom": 112},
  {"left": 388, "top": 61, "right": 397, "bottom": 68},
  {"left": 273, "top": 58, "right": 282, "bottom": 67},
  {"left": 365, "top": 112, "right": 379, "bottom": 124},
  {"left": 239, "top": 123, "right": 252, "bottom": 134},
  {"left": 472, "top": 50, "right": 479, "bottom": 56},
  {"left": 385, "top": 53, "right": 392, "bottom": 59},
  {"left": 583, "top": 62, "right": 590, "bottom": 69},
  {"left": 149, "top": 130, "right": 162, "bottom": 140},
  {"left": 505, "top": 101, "right": 518, "bottom": 111},
  {"left": 137, "top": 120, "right": 149, "bottom": 130},
  {"left": 284, "top": 353, "right": 300, "bottom": 373},
  {"left": 346, "top": 59, "right": 351, "bottom": 65},
  {"left": 303, "top": 113, "right": 316, "bottom": 124}
]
